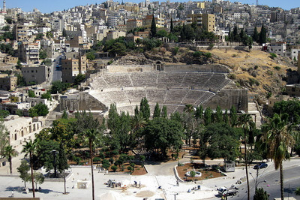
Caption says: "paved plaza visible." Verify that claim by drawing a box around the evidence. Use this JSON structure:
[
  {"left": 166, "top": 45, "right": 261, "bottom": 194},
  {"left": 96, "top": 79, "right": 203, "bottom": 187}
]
[{"left": 0, "top": 151, "right": 299, "bottom": 200}]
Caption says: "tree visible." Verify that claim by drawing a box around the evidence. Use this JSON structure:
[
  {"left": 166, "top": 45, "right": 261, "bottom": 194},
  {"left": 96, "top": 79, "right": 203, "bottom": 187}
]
[
  {"left": 46, "top": 31, "right": 53, "bottom": 39},
  {"left": 190, "top": 170, "right": 196, "bottom": 181},
  {"left": 33, "top": 172, "right": 45, "bottom": 189},
  {"left": 62, "top": 110, "right": 68, "bottom": 119},
  {"left": 153, "top": 103, "right": 161, "bottom": 119},
  {"left": 43, "top": 59, "right": 52, "bottom": 66},
  {"left": 4, "top": 145, "right": 18, "bottom": 174},
  {"left": 85, "top": 129, "right": 101, "bottom": 200},
  {"left": 204, "top": 107, "right": 212, "bottom": 126},
  {"left": 170, "top": 18, "right": 174, "bottom": 33},
  {"left": 253, "top": 188, "right": 269, "bottom": 200},
  {"left": 0, "top": 119, "right": 9, "bottom": 158},
  {"left": 29, "top": 103, "right": 49, "bottom": 117},
  {"left": 74, "top": 74, "right": 86, "bottom": 85},
  {"left": 62, "top": 28, "right": 67, "bottom": 37},
  {"left": 161, "top": 106, "right": 168, "bottom": 118},
  {"left": 195, "top": 105, "right": 203, "bottom": 120},
  {"left": 109, "top": 42, "right": 126, "bottom": 57},
  {"left": 28, "top": 90, "right": 36, "bottom": 97},
  {"left": 86, "top": 51, "right": 96, "bottom": 60},
  {"left": 2, "top": 25, "right": 10, "bottom": 31},
  {"left": 230, "top": 106, "right": 238, "bottom": 127},
  {"left": 41, "top": 92, "right": 51, "bottom": 101},
  {"left": 261, "top": 114, "right": 295, "bottom": 200},
  {"left": 259, "top": 25, "right": 267, "bottom": 44},
  {"left": 215, "top": 106, "right": 223, "bottom": 123},
  {"left": 140, "top": 97, "right": 150, "bottom": 121},
  {"left": 17, "top": 160, "right": 30, "bottom": 188},
  {"left": 143, "top": 118, "right": 183, "bottom": 158},
  {"left": 0, "top": 110, "right": 10, "bottom": 118},
  {"left": 50, "top": 81, "right": 70, "bottom": 94},
  {"left": 238, "top": 114, "right": 253, "bottom": 200},
  {"left": 35, "top": 33, "right": 44, "bottom": 41},
  {"left": 22, "top": 140, "right": 37, "bottom": 198},
  {"left": 252, "top": 26, "right": 259, "bottom": 42},
  {"left": 39, "top": 49, "right": 47, "bottom": 59},
  {"left": 206, "top": 123, "right": 240, "bottom": 162},
  {"left": 273, "top": 100, "right": 300, "bottom": 124},
  {"left": 156, "top": 30, "right": 168, "bottom": 38},
  {"left": 150, "top": 15, "right": 156, "bottom": 38}
]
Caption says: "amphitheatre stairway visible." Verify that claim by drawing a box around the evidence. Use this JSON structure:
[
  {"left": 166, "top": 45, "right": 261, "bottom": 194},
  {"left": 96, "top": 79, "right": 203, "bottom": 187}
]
[{"left": 88, "top": 71, "right": 231, "bottom": 115}]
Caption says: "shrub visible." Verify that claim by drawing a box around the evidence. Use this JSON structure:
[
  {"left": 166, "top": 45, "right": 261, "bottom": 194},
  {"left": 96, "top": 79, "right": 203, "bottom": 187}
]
[
  {"left": 93, "top": 157, "right": 101, "bottom": 163},
  {"left": 173, "top": 47, "right": 179, "bottom": 55},
  {"left": 109, "top": 157, "right": 114, "bottom": 164},
  {"left": 296, "top": 187, "right": 300, "bottom": 195},
  {"left": 107, "top": 60, "right": 113, "bottom": 65},
  {"left": 111, "top": 165, "right": 117, "bottom": 172},
  {"left": 266, "top": 92, "right": 272, "bottom": 99},
  {"left": 207, "top": 43, "right": 214, "bottom": 50},
  {"left": 274, "top": 66, "right": 281, "bottom": 71},
  {"left": 193, "top": 51, "right": 202, "bottom": 58},
  {"left": 111, "top": 150, "right": 119, "bottom": 156},
  {"left": 228, "top": 74, "right": 236, "bottom": 80},
  {"left": 232, "top": 54, "right": 237, "bottom": 57},
  {"left": 254, "top": 65, "right": 258, "bottom": 70},
  {"left": 127, "top": 166, "right": 132, "bottom": 172},
  {"left": 270, "top": 53, "right": 277, "bottom": 59},
  {"left": 204, "top": 52, "right": 212, "bottom": 58},
  {"left": 99, "top": 152, "right": 105, "bottom": 159},
  {"left": 254, "top": 188, "right": 269, "bottom": 200},
  {"left": 249, "top": 78, "right": 260, "bottom": 86}
]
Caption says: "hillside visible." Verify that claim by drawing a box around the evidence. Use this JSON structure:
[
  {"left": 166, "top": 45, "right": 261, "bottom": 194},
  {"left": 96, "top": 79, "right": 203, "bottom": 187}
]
[
  {"left": 204, "top": 48, "right": 295, "bottom": 98},
  {"left": 140, "top": 47, "right": 295, "bottom": 99}
]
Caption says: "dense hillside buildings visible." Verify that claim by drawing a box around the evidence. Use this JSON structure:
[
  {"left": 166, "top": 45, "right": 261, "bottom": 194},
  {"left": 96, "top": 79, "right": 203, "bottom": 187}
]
[{"left": 62, "top": 53, "right": 87, "bottom": 83}]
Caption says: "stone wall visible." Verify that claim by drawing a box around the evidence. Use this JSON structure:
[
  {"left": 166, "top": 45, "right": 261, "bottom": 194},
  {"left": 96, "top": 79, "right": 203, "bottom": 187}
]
[
  {"left": 60, "top": 92, "right": 108, "bottom": 112},
  {"left": 164, "top": 64, "right": 230, "bottom": 73},
  {"left": 106, "top": 65, "right": 155, "bottom": 73},
  {"left": 203, "top": 89, "right": 248, "bottom": 112}
]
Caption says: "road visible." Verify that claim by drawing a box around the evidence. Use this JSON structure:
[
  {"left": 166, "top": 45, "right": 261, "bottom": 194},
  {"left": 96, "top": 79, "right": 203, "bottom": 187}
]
[
  {"left": 231, "top": 160, "right": 300, "bottom": 200},
  {"left": 51, "top": 54, "right": 62, "bottom": 83},
  {"left": 41, "top": 52, "right": 62, "bottom": 88}
]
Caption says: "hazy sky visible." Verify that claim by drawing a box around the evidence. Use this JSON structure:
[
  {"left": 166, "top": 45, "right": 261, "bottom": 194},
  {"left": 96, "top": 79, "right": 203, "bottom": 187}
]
[{"left": 4, "top": 0, "right": 300, "bottom": 13}]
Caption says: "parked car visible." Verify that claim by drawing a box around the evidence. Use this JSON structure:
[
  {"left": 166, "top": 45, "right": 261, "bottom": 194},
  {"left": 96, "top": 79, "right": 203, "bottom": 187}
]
[
  {"left": 254, "top": 163, "right": 268, "bottom": 169},
  {"left": 217, "top": 187, "right": 238, "bottom": 196}
]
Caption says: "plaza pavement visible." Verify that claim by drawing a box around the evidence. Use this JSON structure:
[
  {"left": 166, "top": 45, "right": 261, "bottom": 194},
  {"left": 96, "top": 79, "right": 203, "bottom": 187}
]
[
  {"left": 0, "top": 152, "right": 275, "bottom": 200},
  {"left": 2, "top": 141, "right": 298, "bottom": 200}
]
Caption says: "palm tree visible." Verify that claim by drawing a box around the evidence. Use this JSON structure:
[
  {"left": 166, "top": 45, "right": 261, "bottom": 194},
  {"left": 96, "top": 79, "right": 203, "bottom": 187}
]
[
  {"left": 85, "top": 129, "right": 101, "bottom": 200},
  {"left": 238, "top": 114, "right": 253, "bottom": 200},
  {"left": 4, "top": 145, "right": 18, "bottom": 174},
  {"left": 22, "top": 140, "right": 36, "bottom": 198},
  {"left": 262, "top": 114, "right": 295, "bottom": 200}
]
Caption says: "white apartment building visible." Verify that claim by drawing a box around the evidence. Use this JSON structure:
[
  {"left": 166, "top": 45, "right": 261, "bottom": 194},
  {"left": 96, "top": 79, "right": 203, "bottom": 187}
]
[{"left": 269, "top": 42, "right": 287, "bottom": 57}]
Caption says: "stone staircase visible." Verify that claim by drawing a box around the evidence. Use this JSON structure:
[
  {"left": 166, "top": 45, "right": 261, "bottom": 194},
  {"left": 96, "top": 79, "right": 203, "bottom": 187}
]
[{"left": 248, "top": 102, "right": 262, "bottom": 128}]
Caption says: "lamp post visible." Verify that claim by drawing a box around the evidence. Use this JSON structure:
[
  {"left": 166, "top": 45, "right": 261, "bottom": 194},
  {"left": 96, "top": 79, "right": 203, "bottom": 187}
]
[
  {"left": 52, "top": 150, "right": 58, "bottom": 178},
  {"left": 249, "top": 170, "right": 267, "bottom": 194}
]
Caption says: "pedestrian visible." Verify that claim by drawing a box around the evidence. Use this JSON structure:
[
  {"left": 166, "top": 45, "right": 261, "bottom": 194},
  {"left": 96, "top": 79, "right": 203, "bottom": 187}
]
[{"left": 139, "top": 181, "right": 141, "bottom": 188}]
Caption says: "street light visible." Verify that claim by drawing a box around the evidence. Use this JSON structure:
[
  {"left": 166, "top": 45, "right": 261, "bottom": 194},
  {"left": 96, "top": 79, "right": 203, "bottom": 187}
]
[
  {"left": 249, "top": 171, "right": 267, "bottom": 193},
  {"left": 51, "top": 150, "right": 58, "bottom": 178}
]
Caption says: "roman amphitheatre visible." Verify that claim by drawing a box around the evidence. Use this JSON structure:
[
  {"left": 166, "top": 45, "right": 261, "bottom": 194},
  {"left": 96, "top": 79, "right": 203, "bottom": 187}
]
[
  {"left": 62, "top": 48, "right": 293, "bottom": 119},
  {"left": 81, "top": 62, "right": 247, "bottom": 117}
]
